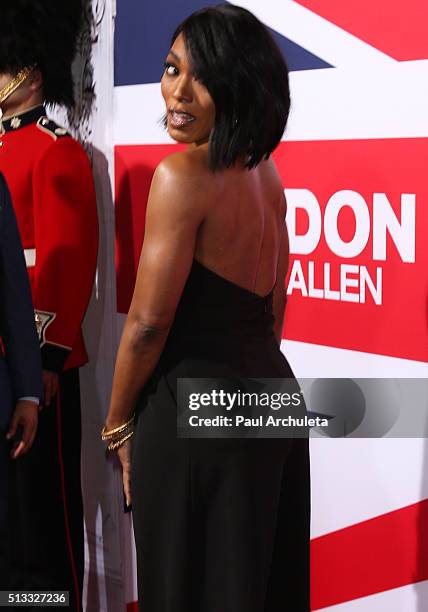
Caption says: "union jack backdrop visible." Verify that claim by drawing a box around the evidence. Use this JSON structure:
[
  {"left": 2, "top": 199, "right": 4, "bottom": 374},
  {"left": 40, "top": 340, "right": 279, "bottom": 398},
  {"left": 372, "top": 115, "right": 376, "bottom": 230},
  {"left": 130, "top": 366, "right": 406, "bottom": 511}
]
[{"left": 114, "top": 1, "right": 428, "bottom": 610}]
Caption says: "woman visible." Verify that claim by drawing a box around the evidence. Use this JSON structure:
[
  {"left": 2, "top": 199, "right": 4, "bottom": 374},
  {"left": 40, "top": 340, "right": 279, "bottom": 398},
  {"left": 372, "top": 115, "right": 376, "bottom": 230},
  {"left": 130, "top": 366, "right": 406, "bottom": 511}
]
[{"left": 104, "top": 4, "right": 310, "bottom": 611}]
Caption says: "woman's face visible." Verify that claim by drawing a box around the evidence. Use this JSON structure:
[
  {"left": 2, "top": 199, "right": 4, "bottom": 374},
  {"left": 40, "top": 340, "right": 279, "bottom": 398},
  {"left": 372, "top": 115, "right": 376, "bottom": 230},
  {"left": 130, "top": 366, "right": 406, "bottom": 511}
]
[{"left": 161, "top": 32, "right": 215, "bottom": 146}]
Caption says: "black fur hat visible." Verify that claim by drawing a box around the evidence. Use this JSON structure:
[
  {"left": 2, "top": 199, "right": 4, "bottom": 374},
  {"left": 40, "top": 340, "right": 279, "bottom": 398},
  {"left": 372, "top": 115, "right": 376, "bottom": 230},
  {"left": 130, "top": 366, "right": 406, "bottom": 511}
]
[{"left": 0, "top": 0, "right": 83, "bottom": 108}]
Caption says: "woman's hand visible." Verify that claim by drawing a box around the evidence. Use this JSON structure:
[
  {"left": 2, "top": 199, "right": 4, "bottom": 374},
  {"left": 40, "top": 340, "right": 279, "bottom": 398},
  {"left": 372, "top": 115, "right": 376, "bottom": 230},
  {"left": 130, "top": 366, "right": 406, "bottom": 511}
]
[{"left": 117, "top": 438, "right": 133, "bottom": 507}]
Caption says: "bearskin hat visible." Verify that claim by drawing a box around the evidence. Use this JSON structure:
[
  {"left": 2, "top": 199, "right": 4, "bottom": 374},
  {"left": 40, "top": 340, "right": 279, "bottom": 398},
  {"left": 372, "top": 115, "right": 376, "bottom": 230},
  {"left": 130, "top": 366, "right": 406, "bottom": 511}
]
[{"left": 0, "top": 0, "right": 83, "bottom": 108}]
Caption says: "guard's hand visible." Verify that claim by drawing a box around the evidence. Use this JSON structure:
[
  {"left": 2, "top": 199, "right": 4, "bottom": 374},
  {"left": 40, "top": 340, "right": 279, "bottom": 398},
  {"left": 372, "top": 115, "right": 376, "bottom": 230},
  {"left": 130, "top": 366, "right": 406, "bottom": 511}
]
[
  {"left": 117, "top": 439, "right": 132, "bottom": 507},
  {"left": 6, "top": 400, "right": 39, "bottom": 459},
  {"left": 42, "top": 370, "right": 59, "bottom": 407}
]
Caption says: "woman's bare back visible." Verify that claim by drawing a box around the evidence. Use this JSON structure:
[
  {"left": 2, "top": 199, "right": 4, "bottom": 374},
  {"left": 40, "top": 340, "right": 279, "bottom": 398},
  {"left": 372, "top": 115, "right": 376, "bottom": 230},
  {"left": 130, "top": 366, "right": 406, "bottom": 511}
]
[{"left": 185, "top": 146, "right": 286, "bottom": 298}]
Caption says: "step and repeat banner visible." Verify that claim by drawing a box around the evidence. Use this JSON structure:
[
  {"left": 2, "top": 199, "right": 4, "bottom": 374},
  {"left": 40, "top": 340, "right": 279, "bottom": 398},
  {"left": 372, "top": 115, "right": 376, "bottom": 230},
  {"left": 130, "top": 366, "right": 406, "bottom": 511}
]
[{"left": 113, "top": 1, "right": 428, "bottom": 610}]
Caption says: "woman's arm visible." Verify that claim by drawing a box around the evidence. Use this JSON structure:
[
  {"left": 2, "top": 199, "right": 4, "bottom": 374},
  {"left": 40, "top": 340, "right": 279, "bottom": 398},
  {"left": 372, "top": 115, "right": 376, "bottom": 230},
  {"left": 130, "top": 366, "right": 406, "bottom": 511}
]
[
  {"left": 105, "top": 155, "right": 206, "bottom": 429},
  {"left": 272, "top": 191, "right": 290, "bottom": 346}
]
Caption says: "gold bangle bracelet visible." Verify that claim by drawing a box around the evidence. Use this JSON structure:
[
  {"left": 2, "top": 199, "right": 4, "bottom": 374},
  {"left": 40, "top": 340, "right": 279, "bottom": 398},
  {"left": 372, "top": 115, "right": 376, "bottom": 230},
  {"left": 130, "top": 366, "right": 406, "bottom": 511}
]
[
  {"left": 107, "top": 430, "right": 134, "bottom": 451},
  {"left": 101, "top": 414, "right": 135, "bottom": 440},
  {"left": 101, "top": 424, "right": 134, "bottom": 446}
]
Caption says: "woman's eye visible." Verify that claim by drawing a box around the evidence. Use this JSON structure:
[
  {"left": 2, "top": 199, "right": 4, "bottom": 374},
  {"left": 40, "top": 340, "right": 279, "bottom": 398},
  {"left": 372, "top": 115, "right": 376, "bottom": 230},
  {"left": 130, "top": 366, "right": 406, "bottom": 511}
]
[{"left": 163, "top": 62, "right": 178, "bottom": 76}]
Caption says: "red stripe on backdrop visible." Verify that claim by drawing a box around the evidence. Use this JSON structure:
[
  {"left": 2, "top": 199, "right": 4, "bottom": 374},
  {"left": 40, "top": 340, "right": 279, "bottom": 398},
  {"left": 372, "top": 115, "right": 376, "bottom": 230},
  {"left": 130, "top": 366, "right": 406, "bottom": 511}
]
[
  {"left": 273, "top": 138, "right": 428, "bottom": 363},
  {"left": 126, "top": 603, "right": 138, "bottom": 612},
  {"left": 115, "top": 143, "right": 185, "bottom": 313},
  {"left": 115, "top": 139, "right": 428, "bottom": 362},
  {"left": 311, "top": 499, "right": 428, "bottom": 609},
  {"left": 294, "top": 0, "right": 428, "bottom": 61}
]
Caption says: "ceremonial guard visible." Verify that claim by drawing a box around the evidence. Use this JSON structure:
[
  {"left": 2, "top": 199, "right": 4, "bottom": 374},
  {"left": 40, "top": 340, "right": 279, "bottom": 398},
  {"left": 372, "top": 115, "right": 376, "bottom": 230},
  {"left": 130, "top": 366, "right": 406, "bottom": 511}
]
[{"left": 0, "top": 1, "right": 99, "bottom": 608}]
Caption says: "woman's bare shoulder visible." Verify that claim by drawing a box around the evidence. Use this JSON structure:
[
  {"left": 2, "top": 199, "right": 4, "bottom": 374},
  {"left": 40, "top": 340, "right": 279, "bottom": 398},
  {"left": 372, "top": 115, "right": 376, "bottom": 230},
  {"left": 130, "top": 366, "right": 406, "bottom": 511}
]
[
  {"left": 147, "top": 149, "right": 213, "bottom": 223},
  {"left": 153, "top": 147, "right": 212, "bottom": 186}
]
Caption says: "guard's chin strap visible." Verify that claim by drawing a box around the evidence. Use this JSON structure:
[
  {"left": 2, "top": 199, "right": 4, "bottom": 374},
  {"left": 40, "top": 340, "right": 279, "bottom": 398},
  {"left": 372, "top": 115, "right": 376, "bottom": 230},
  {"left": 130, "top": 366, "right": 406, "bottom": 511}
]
[{"left": 0, "top": 64, "right": 37, "bottom": 130}]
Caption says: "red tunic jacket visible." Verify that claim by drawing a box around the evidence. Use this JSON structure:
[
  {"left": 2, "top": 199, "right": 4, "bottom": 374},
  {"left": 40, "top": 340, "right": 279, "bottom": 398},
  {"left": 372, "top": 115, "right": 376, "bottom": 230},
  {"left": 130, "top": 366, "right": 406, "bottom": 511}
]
[{"left": 0, "top": 104, "right": 99, "bottom": 372}]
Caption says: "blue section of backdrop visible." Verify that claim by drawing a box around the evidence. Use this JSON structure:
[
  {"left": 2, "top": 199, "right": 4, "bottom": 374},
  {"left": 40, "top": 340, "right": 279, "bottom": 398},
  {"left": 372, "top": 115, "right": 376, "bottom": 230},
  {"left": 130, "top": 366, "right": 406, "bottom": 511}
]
[{"left": 114, "top": 0, "right": 332, "bottom": 87}]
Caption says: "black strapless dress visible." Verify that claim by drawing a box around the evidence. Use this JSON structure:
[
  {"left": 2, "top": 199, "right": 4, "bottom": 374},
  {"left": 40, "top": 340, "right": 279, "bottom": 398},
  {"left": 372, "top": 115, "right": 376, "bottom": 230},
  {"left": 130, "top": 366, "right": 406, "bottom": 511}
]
[{"left": 131, "top": 258, "right": 310, "bottom": 612}]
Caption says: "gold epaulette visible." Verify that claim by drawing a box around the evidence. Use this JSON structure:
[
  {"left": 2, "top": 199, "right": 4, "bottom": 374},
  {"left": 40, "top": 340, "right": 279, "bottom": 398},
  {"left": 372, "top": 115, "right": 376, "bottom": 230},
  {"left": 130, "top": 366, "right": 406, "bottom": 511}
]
[{"left": 36, "top": 116, "right": 70, "bottom": 140}]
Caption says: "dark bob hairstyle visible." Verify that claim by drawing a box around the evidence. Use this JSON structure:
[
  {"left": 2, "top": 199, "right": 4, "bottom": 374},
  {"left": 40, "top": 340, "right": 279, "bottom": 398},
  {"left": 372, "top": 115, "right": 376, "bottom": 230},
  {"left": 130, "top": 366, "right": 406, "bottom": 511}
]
[{"left": 165, "top": 3, "right": 291, "bottom": 172}]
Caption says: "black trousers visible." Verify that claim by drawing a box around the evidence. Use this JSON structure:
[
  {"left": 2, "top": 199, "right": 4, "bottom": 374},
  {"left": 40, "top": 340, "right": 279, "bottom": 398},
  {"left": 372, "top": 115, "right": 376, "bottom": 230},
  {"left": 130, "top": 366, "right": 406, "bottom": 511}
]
[{"left": 1, "top": 368, "right": 84, "bottom": 612}]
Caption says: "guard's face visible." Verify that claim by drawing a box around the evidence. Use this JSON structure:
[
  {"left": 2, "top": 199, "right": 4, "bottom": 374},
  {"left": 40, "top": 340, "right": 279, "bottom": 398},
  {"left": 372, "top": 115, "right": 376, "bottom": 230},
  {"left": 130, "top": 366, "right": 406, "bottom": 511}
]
[
  {"left": 0, "top": 68, "right": 43, "bottom": 115},
  {"left": 0, "top": 71, "right": 33, "bottom": 115},
  {"left": 161, "top": 32, "right": 215, "bottom": 146}
]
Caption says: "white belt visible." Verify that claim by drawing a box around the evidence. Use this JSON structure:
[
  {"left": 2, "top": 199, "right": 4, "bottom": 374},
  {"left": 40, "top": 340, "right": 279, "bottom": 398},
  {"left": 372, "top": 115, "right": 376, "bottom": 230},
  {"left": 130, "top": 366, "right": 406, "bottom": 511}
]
[{"left": 24, "top": 248, "right": 36, "bottom": 268}]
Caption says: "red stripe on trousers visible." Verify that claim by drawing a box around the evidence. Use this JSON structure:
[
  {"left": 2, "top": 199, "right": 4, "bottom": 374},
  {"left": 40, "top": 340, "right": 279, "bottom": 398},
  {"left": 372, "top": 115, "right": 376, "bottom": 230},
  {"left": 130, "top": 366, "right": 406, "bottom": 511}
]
[{"left": 56, "top": 386, "right": 81, "bottom": 612}]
